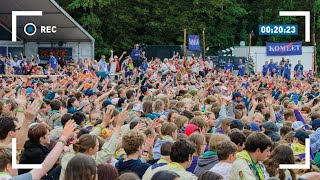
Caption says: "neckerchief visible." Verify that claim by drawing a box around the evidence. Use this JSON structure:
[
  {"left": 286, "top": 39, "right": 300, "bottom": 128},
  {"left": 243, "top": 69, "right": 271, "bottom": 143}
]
[
  {"left": 237, "top": 150, "right": 264, "bottom": 180},
  {"left": 202, "top": 150, "right": 217, "bottom": 157}
]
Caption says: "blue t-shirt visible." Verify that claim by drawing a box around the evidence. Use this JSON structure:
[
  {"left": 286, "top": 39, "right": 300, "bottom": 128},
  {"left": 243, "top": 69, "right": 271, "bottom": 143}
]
[
  {"left": 284, "top": 63, "right": 291, "bottom": 74},
  {"left": 262, "top": 65, "right": 269, "bottom": 74},
  {"left": 49, "top": 56, "right": 58, "bottom": 70},
  {"left": 130, "top": 49, "right": 141, "bottom": 61},
  {"left": 225, "top": 63, "right": 233, "bottom": 71}
]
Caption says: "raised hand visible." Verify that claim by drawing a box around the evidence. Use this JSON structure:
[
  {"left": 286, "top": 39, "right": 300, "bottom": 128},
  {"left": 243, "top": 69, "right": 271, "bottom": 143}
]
[
  {"left": 251, "top": 96, "right": 258, "bottom": 106},
  {"left": 265, "top": 95, "right": 274, "bottom": 105},
  {"left": 13, "top": 89, "right": 28, "bottom": 107},
  {"left": 61, "top": 120, "right": 76, "bottom": 139},
  {"left": 133, "top": 123, "right": 147, "bottom": 132},
  {"left": 24, "top": 99, "right": 42, "bottom": 122},
  {"left": 102, "top": 107, "right": 114, "bottom": 126},
  {"left": 114, "top": 110, "right": 129, "bottom": 127}
]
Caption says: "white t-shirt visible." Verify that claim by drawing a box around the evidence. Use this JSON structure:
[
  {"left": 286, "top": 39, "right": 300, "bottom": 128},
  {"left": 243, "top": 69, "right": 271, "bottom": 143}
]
[
  {"left": 209, "top": 162, "right": 233, "bottom": 180},
  {"left": 0, "top": 172, "right": 32, "bottom": 180}
]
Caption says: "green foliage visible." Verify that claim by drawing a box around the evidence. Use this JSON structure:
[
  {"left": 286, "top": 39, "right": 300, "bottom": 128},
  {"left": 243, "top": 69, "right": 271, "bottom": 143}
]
[{"left": 56, "top": 0, "right": 319, "bottom": 64}]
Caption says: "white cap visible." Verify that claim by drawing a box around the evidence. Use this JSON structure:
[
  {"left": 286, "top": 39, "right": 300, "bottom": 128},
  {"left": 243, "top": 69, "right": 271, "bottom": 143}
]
[{"left": 221, "top": 86, "right": 227, "bottom": 91}]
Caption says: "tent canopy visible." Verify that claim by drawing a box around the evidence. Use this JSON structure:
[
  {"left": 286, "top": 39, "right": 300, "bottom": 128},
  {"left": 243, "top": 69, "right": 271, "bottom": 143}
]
[{"left": 0, "top": 0, "right": 94, "bottom": 42}]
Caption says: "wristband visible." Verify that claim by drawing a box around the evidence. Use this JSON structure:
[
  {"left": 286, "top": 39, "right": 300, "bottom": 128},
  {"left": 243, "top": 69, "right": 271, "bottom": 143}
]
[
  {"left": 98, "top": 125, "right": 104, "bottom": 131},
  {"left": 57, "top": 139, "right": 67, "bottom": 146},
  {"left": 16, "top": 109, "right": 24, "bottom": 113}
]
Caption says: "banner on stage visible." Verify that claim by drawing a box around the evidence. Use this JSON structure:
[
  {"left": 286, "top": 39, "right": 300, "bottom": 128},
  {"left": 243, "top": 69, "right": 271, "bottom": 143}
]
[
  {"left": 188, "top": 35, "right": 200, "bottom": 50},
  {"left": 266, "top": 42, "right": 302, "bottom": 56}
]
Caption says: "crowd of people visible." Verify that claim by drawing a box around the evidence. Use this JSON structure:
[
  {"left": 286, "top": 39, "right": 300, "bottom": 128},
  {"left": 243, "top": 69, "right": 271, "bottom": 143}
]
[{"left": 0, "top": 45, "right": 319, "bottom": 180}]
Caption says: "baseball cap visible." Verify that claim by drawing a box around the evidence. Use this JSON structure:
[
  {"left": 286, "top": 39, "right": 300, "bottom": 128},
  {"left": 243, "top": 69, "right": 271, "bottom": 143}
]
[
  {"left": 230, "top": 119, "right": 244, "bottom": 130},
  {"left": 188, "top": 85, "right": 197, "bottom": 91},
  {"left": 291, "top": 121, "right": 305, "bottom": 131},
  {"left": 141, "top": 86, "right": 148, "bottom": 94},
  {"left": 78, "top": 101, "right": 90, "bottom": 110},
  {"left": 307, "top": 94, "right": 315, "bottom": 100},
  {"left": 132, "top": 104, "right": 143, "bottom": 113},
  {"left": 26, "top": 88, "right": 33, "bottom": 95},
  {"left": 250, "top": 122, "right": 260, "bottom": 132},
  {"left": 262, "top": 122, "right": 279, "bottom": 132},
  {"left": 184, "top": 124, "right": 200, "bottom": 136},
  {"left": 111, "top": 98, "right": 119, "bottom": 105},
  {"left": 102, "top": 100, "right": 112, "bottom": 108},
  {"left": 233, "top": 92, "right": 242, "bottom": 99},
  {"left": 213, "top": 80, "right": 221, "bottom": 85},
  {"left": 294, "top": 131, "right": 309, "bottom": 143}
]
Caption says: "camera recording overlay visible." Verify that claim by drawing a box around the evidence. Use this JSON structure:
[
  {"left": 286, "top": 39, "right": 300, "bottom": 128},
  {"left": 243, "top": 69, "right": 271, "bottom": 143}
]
[{"left": 0, "top": 1, "right": 319, "bottom": 180}]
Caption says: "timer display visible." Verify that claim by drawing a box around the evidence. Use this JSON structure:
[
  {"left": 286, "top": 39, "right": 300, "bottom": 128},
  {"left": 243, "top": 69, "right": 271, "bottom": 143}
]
[{"left": 259, "top": 25, "right": 298, "bottom": 35}]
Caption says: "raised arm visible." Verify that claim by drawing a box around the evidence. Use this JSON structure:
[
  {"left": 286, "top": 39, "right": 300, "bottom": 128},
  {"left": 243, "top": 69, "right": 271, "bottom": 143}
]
[
  {"left": 93, "top": 110, "right": 128, "bottom": 164},
  {"left": 36, "top": 54, "right": 41, "bottom": 65},
  {"left": 20, "top": 52, "right": 23, "bottom": 60},
  {"left": 119, "top": 51, "right": 126, "bottom": 61},
  {"left": 14, "top": 90, "right": 42, "bottom": 150},
  {"left": 265, "top": 95, "right": 276, "bottom": 122},
  {"left": 94, "top": 91, "right": 111, "bottom": 105},
  {"left": 110, "top": 50, "right": 114, "bottom": 61},
  {"left": 248, "top": 97, "right": 258, "bottom": 122}
]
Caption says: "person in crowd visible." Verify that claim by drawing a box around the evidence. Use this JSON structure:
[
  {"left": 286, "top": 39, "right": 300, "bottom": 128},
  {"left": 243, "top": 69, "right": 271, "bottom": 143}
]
[
  {"left": 247, "top": 58, "right": 255, "bottom": 75},
  {"left": 98, "top": 55, "right": 109, "bottom": 74},
  {"left": 283, "top": 59, "right": 292, "bottom": 80},
  {"left": 153, "top": 122, "right": 177, "bottom": 160},
  {"left": 18, "top": 124, "right": 52, "bottom": 176},
  {"left": 67, "top": 97, "right": 80, "bottom": 114},
  {"left": 118, "top": 172, "right": 140, "bottom": 180},
  {"left": 262, "top": 61, "right": 269, "bottom": 77},
  {"left": 209, "top": 140, "right": 238, "bottom": 179},
  {"left": 228, "top": 129, "right": 246, "bottom": 152},
  {"left": 194, "top": 134, "right": 229, "bottom": 176},
  {"left": 142, "top": 139, "right": 197, "bottom": 180},
  {"left": 237, "top": 59, "right": 246, "bottom": 76},
  {"left": 280, "top": 57, "right": 285, "bottom": 74},
  {"left": 291, "top": 131, "right": 309, "bottom": 160},
  {"left": 268, "top": 59, "right": 275, "bottom": 75},
  {"left": 197, "top": 171, "right": 223, "bottom": 180},
  {"left": 130, "top": 44, "right": 142, "bottom": 73},
  {"left": 294, "top": 60, "right": 303, "bottom": 76},
  {"left": 229, "top": 132, "right": 272, "bottom": 180},
  {"left": 187, "top": 133, "right": 206, "bottom": 173},
  {"left": 64, "top": 154, "right": 97, "bottom": 180},
  {"left": 97, "top": 164, "right": 119, "bottom": 180},
  {"left": 224, "top": 59, "right": 233, "bottom": 73},
  {"left": 116, "top": 130, "right": 151, "bottom": 178},
  {"left": 264, "top": 144, "right": 296, "bottom": 180},
  {"left": 48, "top": 52, "right": 58, "bottom": 73},
  {"left": 151, "top": 170, "right": 180, "bottom": 180}
]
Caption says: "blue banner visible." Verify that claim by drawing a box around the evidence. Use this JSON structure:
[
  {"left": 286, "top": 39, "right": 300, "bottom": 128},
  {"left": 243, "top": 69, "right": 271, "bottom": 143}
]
[
  {"left": 266, "top": 42, "right": 302, "bottom": 56},
  {"left": 188, "top": 35, "right": 200, "bottom": 51}
]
